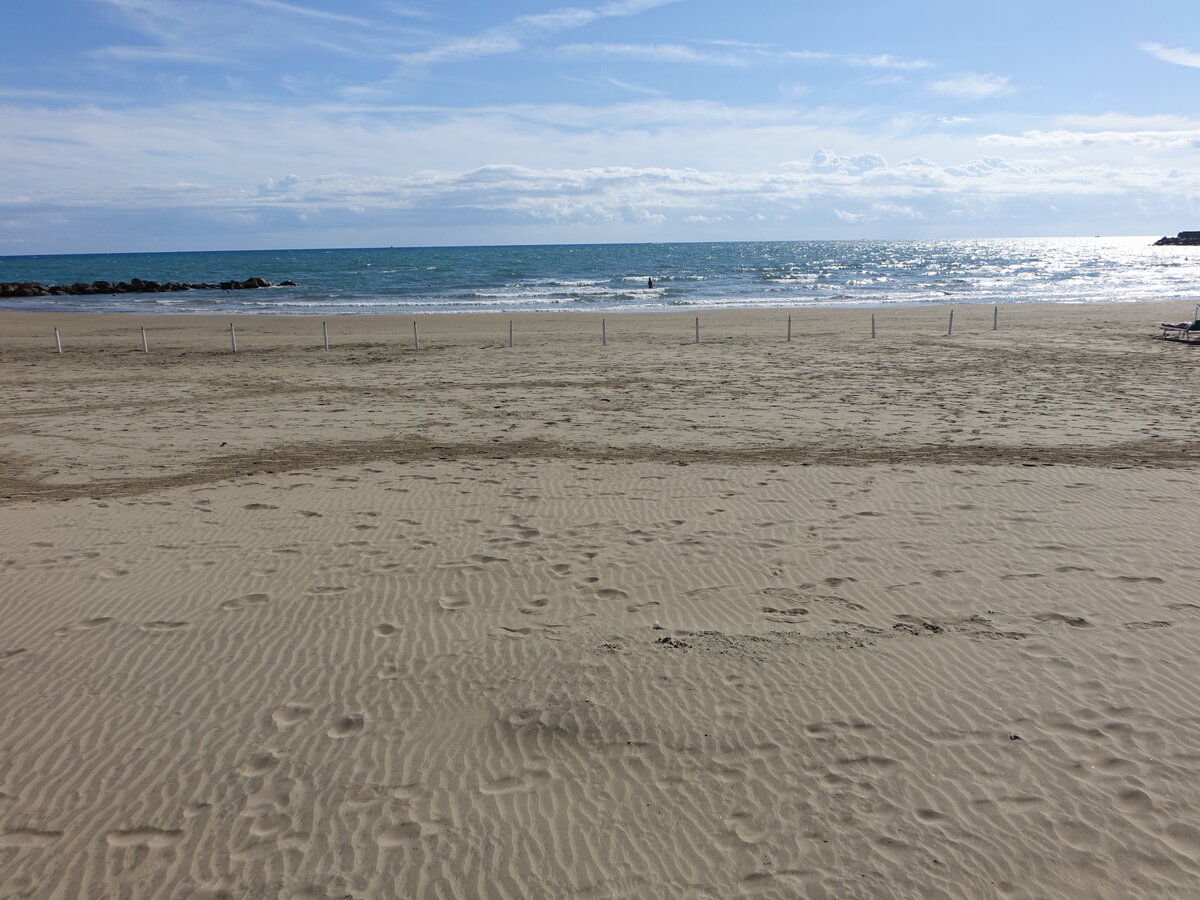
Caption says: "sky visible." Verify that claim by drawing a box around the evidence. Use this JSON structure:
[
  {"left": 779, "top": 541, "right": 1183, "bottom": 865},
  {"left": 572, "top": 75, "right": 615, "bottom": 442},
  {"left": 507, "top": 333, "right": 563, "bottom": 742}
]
[{"left": 2, "top": 0, "right": 1199, "bottom": 254}]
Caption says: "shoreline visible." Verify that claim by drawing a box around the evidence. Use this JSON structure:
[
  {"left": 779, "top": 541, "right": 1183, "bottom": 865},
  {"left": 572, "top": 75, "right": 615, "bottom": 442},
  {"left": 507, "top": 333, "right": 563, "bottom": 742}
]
[
  {"left": 4, "top": 297, "right": 1200, "bottom": 324},
  {"left": 3, "top": 299, "right": 1197, "bottom": 348}
]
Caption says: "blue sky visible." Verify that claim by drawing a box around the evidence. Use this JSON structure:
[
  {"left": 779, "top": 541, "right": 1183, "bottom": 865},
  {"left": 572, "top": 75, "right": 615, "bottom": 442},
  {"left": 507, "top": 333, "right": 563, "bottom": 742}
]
[{"left": 2, "top": 0, "right": 1199, "bottom": 253}]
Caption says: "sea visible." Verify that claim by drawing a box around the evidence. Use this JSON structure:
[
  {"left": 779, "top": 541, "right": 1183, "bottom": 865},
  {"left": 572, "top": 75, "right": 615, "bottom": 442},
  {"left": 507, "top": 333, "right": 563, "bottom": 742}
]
[{"left": 1, "top": 236, "right": 1195, "bottom": 316}]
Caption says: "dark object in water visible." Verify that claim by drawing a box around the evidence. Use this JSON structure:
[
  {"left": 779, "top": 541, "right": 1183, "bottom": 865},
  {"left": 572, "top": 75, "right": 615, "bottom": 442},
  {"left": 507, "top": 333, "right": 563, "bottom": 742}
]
[
  {"left": 1153, "top": 231, "right": 1200, "bottom": 246},
  {"left": 0, "top": 277, "right": 281, "bottom": 298}
]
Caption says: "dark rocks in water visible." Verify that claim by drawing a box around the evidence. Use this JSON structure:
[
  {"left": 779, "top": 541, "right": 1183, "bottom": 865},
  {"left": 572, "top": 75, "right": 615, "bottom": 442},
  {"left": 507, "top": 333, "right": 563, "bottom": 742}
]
[
  {"left": 1154, "top": 231, "right": 1200, "bottom": 246},
  {"left": 1, "top": 282, "right": 50, "bottom": 297},
  {"left": 0, "top": 277, "right": 284, "bottom": 298},
  {"left": 218, "top": 277, "right": 271, "bottom": 290}
]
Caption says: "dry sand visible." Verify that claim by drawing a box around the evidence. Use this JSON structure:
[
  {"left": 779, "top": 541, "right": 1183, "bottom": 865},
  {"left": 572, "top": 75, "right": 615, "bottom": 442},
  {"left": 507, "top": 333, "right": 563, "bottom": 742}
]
[{"left": 2, "top": 301, "right": 1200, "bottom": 899}]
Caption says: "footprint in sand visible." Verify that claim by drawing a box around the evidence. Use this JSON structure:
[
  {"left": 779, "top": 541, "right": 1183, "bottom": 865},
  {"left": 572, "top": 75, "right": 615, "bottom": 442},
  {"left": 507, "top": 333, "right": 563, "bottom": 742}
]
[
  {"left": 308, "top": 585, "right": 348, "bottom": 596},
  {"left": 1161, "top": 823, "right": 1200, "bottom": 857},
  {"left": 1116, "top": 788, "right": 1155, "bottom": 816},
  {"left": 498, "top": 626, "right": 536, "bottom": 638},
  {"left": 106, "top": 828, "right": 184, "bottom": 849},
  {"left": 716, "top": 812, "right": 770, "bottom": 848},
  {"left": 373, "top": 623, "right": 399, "bottom": 637},
  {"left": 438, "top": 596, "right": 470, "bottom": 611},
  {"left": 237, "top": 751, "right": 279, "bottom": 778},
  {"left": 479, "top": 769, "right": 551, "bottom": 796},
  {"left": 626, "top": 600, "right": 660, "bottom": 614},
  {"left": 377, "top": 822, "right": 422, "bottom": 848},
  {"left": 1034, "top": 612, "right": 1092, "bottom": 628},
  {"left": 97, "top": 567, "right": 129, "bottom": 580},
  {"left": 823, "top": 576, "right": 856, "bottom": 587},
  {"left": 1052, "top": 819, "right": 1100, "bottom": 853},
  {"left": 53, "top": 617, "right": 115, "bottom": 637},
  {"left": 139, "top": 621, "right": 189, "bottom": 632},
  {"left": 327, "top": 715, "right": 365, "bottom": 739},
  {"left": 221, "top": 593, "right": 270, "bottom": 612},
  {"left": 762, "top": 606, "right": 808, "bottom": 624},
  {"left": 271, "top": 704, "right": 313, "bottom": 728},
  {"left": 0, "top": 828, "right": 64, "bottom": 848},
  {"left": 249, "top": 811, "right": 292, "bottom": 838},
  {"left": 874, "top": 836, "right": 918, "bottom": 865}
]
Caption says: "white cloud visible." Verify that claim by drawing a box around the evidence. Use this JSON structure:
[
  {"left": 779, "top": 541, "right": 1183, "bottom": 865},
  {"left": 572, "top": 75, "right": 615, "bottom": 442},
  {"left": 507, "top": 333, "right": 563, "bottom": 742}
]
[
  {"left": 551, "top": 42, "right": 934, "bottom": 70},
  {"left": 4, "top": 85, "right": 1199, "bottom": 249},
  {"left": 786, "top": 50, "right": 933, "bottom": 69},
  {"left": 556, "top": 42, "right": 748, "bottom": 65},
  {"left": 853, "top": 54, "right": 934, "bottom": 70},
  {"left": 380, "top": 3, "right": 434, "bottom": 19},
  {"left": 1056, "top": 113, "right": 1198, "bottom": 131},
  {"left": 565, "top": 74, "right": 665, "bottom": 96},
  {"left": 241, "top": 0, "right": 374, "bottom": 27},
  {"left": 0, "top": 87, "right": 121, "bottom": 104},
  {"left": 927, "top": 72, "right": 1013, "bottom": 100},
  {"left": 90, "top": 44, "right": 232, "bottom": 64},
  {"left": 944, "top": 157, "right": 1021, "bottom": 178},
  {"left": 398, "top": 0, "right": 681, "bottom": 66},
  {"left": 90, "top": 0, "right": 420, "bottom": 65},
  {"left": 9, "top": 142, "right": 1191, "bottom": 229},
  {"left": 1141, "top": 42, "right": 1200, "bottom": 69},
  {"left": 981, "top": 128, "right": 1200, "bottom": 149},
  {"left": 797, "top": 149, "right": 888, "bottom": 176}
]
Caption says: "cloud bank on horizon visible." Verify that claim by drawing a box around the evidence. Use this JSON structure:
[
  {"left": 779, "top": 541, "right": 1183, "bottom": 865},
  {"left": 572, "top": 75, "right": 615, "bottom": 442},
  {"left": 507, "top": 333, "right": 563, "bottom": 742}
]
[{"left": 1, "top": 0, "right": 1198, "bottom": 253}]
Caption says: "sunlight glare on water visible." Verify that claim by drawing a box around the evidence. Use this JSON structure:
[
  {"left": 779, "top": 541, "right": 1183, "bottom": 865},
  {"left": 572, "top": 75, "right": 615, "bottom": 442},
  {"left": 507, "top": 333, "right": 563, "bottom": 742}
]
[{"left": 1, "top": 236, "right": 1195, "bottom": 315}]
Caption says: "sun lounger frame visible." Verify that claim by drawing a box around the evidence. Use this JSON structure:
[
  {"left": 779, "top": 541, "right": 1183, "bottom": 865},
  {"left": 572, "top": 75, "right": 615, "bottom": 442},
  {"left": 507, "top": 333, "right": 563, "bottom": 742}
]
[{"left": 1159, "top": 305, "right": 1200, "bottom": 343}]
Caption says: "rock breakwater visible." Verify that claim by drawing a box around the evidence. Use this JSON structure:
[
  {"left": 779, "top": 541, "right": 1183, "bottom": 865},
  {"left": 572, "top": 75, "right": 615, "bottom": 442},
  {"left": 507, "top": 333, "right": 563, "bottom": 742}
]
[
  {"left": 1153, "top": 232, "right": 1200, "bottom": 246},
  {"left": 0, "top": 276, "right": 294, "bottom": 298}
]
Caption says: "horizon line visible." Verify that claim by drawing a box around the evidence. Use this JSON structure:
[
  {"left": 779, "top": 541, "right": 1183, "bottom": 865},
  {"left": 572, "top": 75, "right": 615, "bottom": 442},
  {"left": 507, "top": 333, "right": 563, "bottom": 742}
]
[{"left": 0, "top": 233, "right": 1168, "bottom": 261}]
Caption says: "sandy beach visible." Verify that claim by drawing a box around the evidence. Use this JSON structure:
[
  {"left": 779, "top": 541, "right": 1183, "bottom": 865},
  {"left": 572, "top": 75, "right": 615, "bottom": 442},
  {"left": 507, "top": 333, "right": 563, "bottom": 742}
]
[{"left": 3, "top": 301, "right": 1200, "bottom": 899}]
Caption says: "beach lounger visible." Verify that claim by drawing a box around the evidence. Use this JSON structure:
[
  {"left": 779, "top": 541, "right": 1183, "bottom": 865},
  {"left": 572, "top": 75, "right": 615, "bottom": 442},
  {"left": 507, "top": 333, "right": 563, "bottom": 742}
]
[{"left": 1159, "top": 305, "right": 1200, "bottom": 342}]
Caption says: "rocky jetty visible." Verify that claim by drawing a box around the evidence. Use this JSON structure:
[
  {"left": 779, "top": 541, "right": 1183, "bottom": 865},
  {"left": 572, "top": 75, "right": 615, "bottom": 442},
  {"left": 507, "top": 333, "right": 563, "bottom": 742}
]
[
  {"left": 0, "top": 276, "right": 296, "bottom": 298},
  {"left": 1153, "top": 232, "right": 1200, "bottom": 246}
]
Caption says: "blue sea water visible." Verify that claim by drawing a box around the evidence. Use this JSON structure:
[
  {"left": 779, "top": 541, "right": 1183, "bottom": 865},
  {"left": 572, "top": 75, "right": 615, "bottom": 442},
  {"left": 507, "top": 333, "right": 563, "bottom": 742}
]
[{"left": 1, "top": 237, "right": 1196, "bottom": 315}]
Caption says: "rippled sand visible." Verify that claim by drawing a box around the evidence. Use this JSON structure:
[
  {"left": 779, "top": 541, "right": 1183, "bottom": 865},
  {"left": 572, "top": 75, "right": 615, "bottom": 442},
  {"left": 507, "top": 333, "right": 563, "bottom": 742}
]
[{"left": 2, "top": 302, "right": 1199, "bottom": 899}]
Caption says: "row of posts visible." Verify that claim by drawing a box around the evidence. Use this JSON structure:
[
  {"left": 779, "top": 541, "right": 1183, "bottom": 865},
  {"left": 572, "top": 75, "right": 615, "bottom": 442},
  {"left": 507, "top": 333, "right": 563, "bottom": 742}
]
[{"left": 49, "top": 307, "right": 998, "bottom": 353}]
